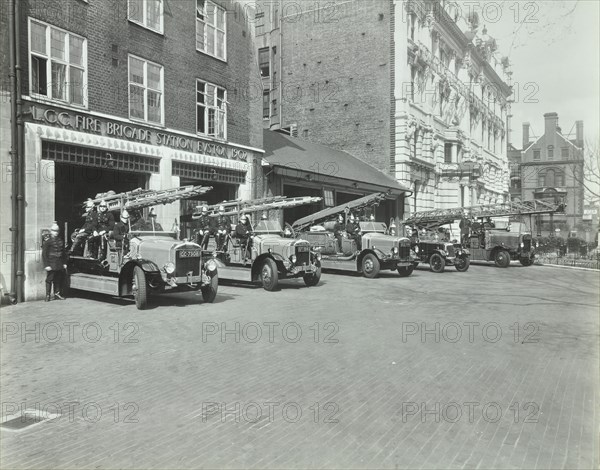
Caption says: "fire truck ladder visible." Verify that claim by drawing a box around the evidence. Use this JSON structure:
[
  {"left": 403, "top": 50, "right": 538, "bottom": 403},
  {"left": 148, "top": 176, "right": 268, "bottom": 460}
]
[
  {"left": 405, "top": 199, "right": 565, "bottom": 230},
  {"left": 292, "top": 192, "right": 388, "bottom": 231},
  {"left": 200, "top": 196, "right": 322, "bottom": 219},
  {"left": 83, "top": 185, "right": 213, "bottom": 212}
]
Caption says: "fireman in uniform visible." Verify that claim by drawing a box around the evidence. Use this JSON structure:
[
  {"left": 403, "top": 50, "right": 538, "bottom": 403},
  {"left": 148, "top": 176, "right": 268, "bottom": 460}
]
[
  {"left": 71, "top": 199, "right": 98, "bottom": 257},
  {"left": 333, "top": 214, "right": 345, "bottom": 253},
  {"left": 346, "top": 213, "right": 362, "bottom": 251},
  {"left": 96, "top": 200, "right": 115, "bottom": 260},
  {"left": 109, "top": 209, "right": 130, "bottom": 255},
  {"left": 214, "top": 205, "right": 231, "bottom": 252},
  {"left": 235, "top": 214, "right": 253, "bottom": 258},
  {"left": 192, "top": 205, "right": 212, "bottom": 250},
  {"left": 42, "top": 222, "right": 67, "bottom": 301}
]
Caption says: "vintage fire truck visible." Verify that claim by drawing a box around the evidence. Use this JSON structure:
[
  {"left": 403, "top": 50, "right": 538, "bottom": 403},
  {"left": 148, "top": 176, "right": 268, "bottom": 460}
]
[
  {"left": 404, "top": 199, "right": 565, "bottom": 268},
  {"left": 66, "top": 186, "right": 219, "bottom": 309},
  {"left": 195, "top": 196, "right": 323, "bottom": 291},
  {"left": 291, "top": 193, "right": 418, "bottom": 278}
]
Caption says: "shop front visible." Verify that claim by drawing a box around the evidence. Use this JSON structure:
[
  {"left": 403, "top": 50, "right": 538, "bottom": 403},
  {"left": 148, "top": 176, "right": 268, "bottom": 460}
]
[
  {"left": 261, "top": 130, "right": 412, "bottom": 225},
  {"left": 18, "top": 101, "right": 260, "bottom": 300}
]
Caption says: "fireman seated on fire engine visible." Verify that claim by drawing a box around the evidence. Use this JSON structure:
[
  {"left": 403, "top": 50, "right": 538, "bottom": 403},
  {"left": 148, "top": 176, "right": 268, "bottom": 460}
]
[
  {"left": 192, "top": 205, "right": 211, "bottom": 250},
  {"left": 235, "top": 214, "right": 253, "bottom": 258},
  {"left": 129, "top": 209, "right": 163, "bottom": 231},
  {"left": 108, "top": 209, "right": 130, "bottom": 256},
  {"left": 70, "top": 199, "right": 98, "bottom": 257},
  {"left": 96, "top": 199, "right": 116, "bottom": 261}
]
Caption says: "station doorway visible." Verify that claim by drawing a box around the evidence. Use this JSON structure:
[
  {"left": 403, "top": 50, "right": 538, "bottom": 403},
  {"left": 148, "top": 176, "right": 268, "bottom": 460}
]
[{"left": 54, "top": 163, "right": 147, "bottom": 237}]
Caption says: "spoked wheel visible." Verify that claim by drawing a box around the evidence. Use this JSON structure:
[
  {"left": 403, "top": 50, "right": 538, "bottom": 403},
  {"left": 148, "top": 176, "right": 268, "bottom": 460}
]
[
  {"left": 397, "top": 265, "right": 414, "bottom": 277},
  {"left": 362, "top": 254, "right": 380, "bottom": 278},
  {"left": 201, "top": 273, "right": 219, "bottom": 303},
  {"left": 260, "top": 258, "right": 279, "bottom": 291},
  {"left": 132, "top": 266, "right": 148, "bottom": 310},
  {"left": 454, "top": 255, "right": 470, "bottom": 272},
  {"left": 429, "top": 253, "right": 445, "bottom": 273},
  {"left": 494, "top": 250, "right": 511, "bottom": 268},
  {"left": 303, "top": 262, "right": 321, "bottom": 287}
]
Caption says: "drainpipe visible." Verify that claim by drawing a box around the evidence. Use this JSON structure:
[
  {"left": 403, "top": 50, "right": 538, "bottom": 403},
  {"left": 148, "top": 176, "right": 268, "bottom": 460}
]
[
  {"left": 15, "top": 0, "right": 25, "bottom": 303},
  {"left": 7, "top": 0, "right": 18, "bottom": 304}
]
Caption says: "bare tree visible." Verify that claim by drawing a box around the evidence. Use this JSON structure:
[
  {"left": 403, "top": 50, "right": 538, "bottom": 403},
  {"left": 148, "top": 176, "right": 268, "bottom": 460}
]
[{"left": 568, "top": 138, "right": 600, "bottom": 202}]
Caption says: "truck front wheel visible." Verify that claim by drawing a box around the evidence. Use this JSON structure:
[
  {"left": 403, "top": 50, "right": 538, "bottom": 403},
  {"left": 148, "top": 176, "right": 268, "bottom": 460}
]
[
  {"left": 132, "top": 266, "right": 148, "bottom": 310},
  {"left": 494, "top": 250, "right": 511, "bottom": 268},
  {"left": 201, "top": 273, "right": 219, "bottom": 303},
  {"left": 362, "top": 254, "right": 380, "bottom": 278},
  {"left": 429, "top": 253, "right": 445, "bottom": 273},
  {"left": 260, "top": 258, "right": 279, "bottom": 291}
]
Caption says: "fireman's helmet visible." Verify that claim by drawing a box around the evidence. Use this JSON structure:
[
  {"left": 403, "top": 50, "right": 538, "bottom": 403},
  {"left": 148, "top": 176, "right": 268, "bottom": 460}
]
[
  {"left": 218, "top": 205, "right": 225, "bottom": 212},
  {"left": 202, "top": 206, "right": 208, "bottom": 214},
  {"left": 50, "top": 221, "right": 59, "bottom": 232},
  {"left": 120, "top": 209, "right": 129, "bottom": 222},
  {"left": 85, "top": 199, "right": 94, "bottom": 210},
  {"left": 99, "top": 200, "right": 108, "bottom": 211}
]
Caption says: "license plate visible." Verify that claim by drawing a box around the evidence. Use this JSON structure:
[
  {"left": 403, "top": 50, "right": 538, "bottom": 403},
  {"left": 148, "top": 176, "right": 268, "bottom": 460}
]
[
  {"left": 296, "top": 245, "right": 309, "bottom": 252},
  {"left": 178, "top": 250, "right": 201, "bottom": 258}
]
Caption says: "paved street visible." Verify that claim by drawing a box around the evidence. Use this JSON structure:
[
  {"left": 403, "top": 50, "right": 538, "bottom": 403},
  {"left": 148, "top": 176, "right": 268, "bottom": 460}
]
[{"left": 1, "top": 263, "right": 598, "bottom": 469}]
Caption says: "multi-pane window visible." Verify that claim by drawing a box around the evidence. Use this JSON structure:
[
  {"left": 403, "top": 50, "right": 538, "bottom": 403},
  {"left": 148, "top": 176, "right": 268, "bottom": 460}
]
[
  {"left": 128, "top": 55, "right": 164, "bottom": 124},
  {"left": 29, "top": 19, "right": 87, "bottom": 106},
  {"left": 444, "top": 143, "right": 452, "bottom": 163},
  {"left": 259, "top": 48, "right": 270, "bottom": 77},
  {"left": 561, "top": 147, "right": 569, "bottom": 159},
  {"left": 196, "top": 0, "right": 226, "bottom": 61},
  {"left": 197, "top": 80, "right": 226, "bottom": 139},
  {"left": 128, "top": 0, "right": 163, "bottom": 33},
  {"left": 323, "top": 189, "right": 334, "bottom": 207},
  {"left": 262, "top": 90, "right": 270, "bottom": 119},
  {"left": 533, "top": 149, "right": 541, "bottom": 161},
  {"left": 547, "top": 145, "right": 554, "bottom": 160},
  {"left": 271, "top": 98, "right": 278, "bottom": 116}
]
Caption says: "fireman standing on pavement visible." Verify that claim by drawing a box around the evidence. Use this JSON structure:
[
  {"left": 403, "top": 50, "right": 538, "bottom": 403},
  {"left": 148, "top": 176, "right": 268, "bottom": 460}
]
[{"left": 43, "top": 222, "right": 67, "bottom": 301}]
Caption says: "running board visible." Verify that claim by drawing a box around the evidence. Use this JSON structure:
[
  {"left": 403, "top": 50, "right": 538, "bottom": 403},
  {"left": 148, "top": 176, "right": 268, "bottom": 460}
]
[
  {"left": 69, "top": 273, "right": 120, "bottom": 296},
  {"left": 216, "top": 265, "right": 254, "bottom": 282}
]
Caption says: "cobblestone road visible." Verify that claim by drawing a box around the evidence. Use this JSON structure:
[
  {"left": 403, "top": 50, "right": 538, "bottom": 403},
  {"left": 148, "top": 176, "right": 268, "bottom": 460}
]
[{"left": 1, "top": 263, "right": 598, "bottom": 469}]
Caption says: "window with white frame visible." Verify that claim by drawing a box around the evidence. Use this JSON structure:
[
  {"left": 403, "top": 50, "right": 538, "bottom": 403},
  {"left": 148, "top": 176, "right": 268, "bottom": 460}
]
[
  {"left": 197, "top": 80, "right": 226, "bottom": 139},
  {"left": 196, "top": 0, "right": 226, "bottom": 61},
  {"left": 128, "top": 0, "right": 163, "bottom": 33},
  {"left": 128, "top": 55, "right": 164, "bottom": 124},
  {"left": 29, "top": 19, "right": 87, "bottom": 106}
]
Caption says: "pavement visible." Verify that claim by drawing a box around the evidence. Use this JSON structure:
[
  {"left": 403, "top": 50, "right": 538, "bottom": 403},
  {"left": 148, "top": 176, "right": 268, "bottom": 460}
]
[{"left": 1, "top": 261, "right": 599, "bottom": 469}]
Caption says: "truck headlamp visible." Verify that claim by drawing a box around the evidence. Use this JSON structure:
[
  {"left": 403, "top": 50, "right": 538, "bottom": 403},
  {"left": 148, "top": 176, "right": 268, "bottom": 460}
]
[
  {"left": 291, "top": 254, "right": 297, "bottom": 264},
  {"left": 414, "top": 246, "right": 419, "bottom": 253},
  {"left": 205, "top": 259, "right": 217, "bottom": 272},
  {"left": 164, "top": 262, "right": 175, "bottom": 274},
  {"left": 520, "top": 242, "right": 524, "bottom": 248},
  {"left": 316, "top": 252, "right": 322, "bottom": 261},
  {"left": 392, "top": 246, "right": 398, "bottom": 254}
]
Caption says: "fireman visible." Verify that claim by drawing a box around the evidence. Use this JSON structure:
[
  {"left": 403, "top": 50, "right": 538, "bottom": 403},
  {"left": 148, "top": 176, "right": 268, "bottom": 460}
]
[
  {"left": 346, "top": 213, "right": 362, "bottom": 251},
  {"left": 235, "top": 214, "right": 253, "bottom": 258},
  {"left": 214, "top": 205, "right": 231, "bottom": 252},
  {"left": 109, "top": 209, "right": 130, "bottom": 254},
  {"left": 96, "top": 200, "right": 115, "bottom": 260},
  {"left": 333, "top": 214, "right": 345, "bottom": 252},
  {"left": 192, "top": 205, "right": 212, "bottom": 250},
  {"left": 42, "top": 222, "right": 67, "bottom": 301},
  {"left": 70, "top": 199, "right": 98, "bottom": 257}
]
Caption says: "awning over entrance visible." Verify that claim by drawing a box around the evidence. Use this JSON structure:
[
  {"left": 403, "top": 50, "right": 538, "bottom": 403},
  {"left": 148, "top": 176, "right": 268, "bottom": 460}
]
[{"left": 262, "top": 130, "right": 411, "bottom": 195}]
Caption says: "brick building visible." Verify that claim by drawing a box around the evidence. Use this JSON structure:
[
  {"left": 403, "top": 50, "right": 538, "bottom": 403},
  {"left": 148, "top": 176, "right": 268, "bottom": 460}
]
[
  {"left": 1, "top": 0, "right": 263, "bottom": 301},
  {"left": 512, "top": 113, "right": 585, "bottom": 236},
  {"left": 255, "top": 0, "right": 511, "bottom": 214}
]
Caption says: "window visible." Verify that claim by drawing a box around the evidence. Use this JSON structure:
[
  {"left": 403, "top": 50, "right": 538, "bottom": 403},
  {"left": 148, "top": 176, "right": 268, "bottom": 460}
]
[
  {"left": 259, "top": 48, "right": 269, "bottom": 77},
  {"left": 271, "top": 98, "right": 278, "bottom": 116},
  {"left": 533, "top": 149, "right": 541, "bottom": 161},
  {"left": 409, "top": 13, "right": 416, "bottom": 41},
  {"left": 547, "top": 145, "right": 554, "bottom": 160},
  {"left": 561, "top": 147, "right": 569, "bottom": 159},
  {"left": 444, "top": 143, "right": 452, "bottom": 163},
  {"left": 196, "top": 0, "right": 226, "bottom": 60},
  {"left": 262, "top": 90, "right": 269, "bottom": 119},
  {"left": 545, "top": 169, "right": 555, "bottom": 187},
  {"left": 128, "top": 55, "right": 164, "bottom": 124},
  {"left": 128, "top": 0, "right": 163, "bottom": 33},
  {"left": 537, "top": 172, "right": 545, "bottom": 187},
  {"left": 197, "top": 80, "right": 226, "bottom": 139},
  {"left": 272, "top": 71, "right": 277, "bottom": 90},
  {"left": 410, "top": 66, "right": 416, "bottom": 101},
  {"left": 323, "top": 189, "right": 334, "bottom": 207},
  {"left": 556, "top": 170, "right": 565, "bottom": 187},
  {"left": 29, "top": 19, "right": 87, "bottom": 106}
]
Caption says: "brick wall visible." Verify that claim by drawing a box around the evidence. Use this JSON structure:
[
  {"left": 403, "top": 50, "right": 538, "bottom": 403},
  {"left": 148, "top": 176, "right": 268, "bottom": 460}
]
[
  {"left": 17, "top": 0, "right": 261, "bottom": 149},
  {"left": 277, "top": 0, "right": 392, "bottom": 174}
]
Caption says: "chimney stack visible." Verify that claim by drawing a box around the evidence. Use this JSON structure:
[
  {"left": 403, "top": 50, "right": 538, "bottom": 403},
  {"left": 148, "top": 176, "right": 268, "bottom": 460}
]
[
  {"left": 575, "top": 120, "right": 584, "bottom": 148},
  {"left": 544, "top": 112, "right": 559, "bottom": 138},
  {"left": 522, "top": 122, "right": 530, "bottom": 149}
]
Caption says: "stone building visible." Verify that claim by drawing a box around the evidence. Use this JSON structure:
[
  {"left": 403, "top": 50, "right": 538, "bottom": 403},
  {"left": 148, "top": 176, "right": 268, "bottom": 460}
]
[
  {"left": 255, "top": 0, "right": 511, "bottom": 215},
  {"left": 0, "top": 0, "right": 263, "bottom": 301}
]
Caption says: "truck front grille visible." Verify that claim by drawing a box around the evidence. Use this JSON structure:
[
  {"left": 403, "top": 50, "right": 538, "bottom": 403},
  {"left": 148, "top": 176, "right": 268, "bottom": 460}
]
[
  {"left": 295, "top": 246, "right": 310, "bottom": 265},
  {"left": 522, "top": 237, "right": 532, "bottom": 252},
  {"left": 175, "top": 253, "right": 201, "bottom": 277},
  {"left": 446, "top": 245, "right": 455, "bottom": 257},
  {"left": 399, "top": 243, "right": 411, "bottom": 259}
]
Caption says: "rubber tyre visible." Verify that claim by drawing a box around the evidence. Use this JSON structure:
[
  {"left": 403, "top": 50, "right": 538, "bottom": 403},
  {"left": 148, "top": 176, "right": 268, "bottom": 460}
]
[
  {"left": 454, "top": 255, "right": 470, "bottom": 272},
  {"left": 303, "top": 263, "right": 321, "bottom": 287},
  {"left": 132, "top": 266, "right": 148, "bottom": 310},
  {"left": 429, "top": 253, "right": 445, "bottom": 273},
  {"left": 362, "top": 253, "right": 380, "bottom": 278},
  {"left": 201, "top": 273, "right": 219, "bottom": 303},
  {"left": 494, "top": 250, "right": 511, "bottom": 268},
  {"left": 260, "top": 258, "right": 279, "bottom": 291},
  {"left": 520, "top": 257, "right": 533, "bottom": 267},
  {"left": 397, "top": 265, "right": 414, "bottom": 277}
]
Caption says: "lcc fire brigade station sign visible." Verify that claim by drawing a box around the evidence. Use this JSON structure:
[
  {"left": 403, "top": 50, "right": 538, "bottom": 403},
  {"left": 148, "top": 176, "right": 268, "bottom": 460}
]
[{"left": 29, "top": 104, "right": 249, "bottom": 162}]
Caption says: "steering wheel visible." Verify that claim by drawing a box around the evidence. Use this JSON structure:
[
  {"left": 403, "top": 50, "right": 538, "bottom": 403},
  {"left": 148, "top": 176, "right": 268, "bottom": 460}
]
[{"left": 284, "top": 223, "right": 296, "bottom": 238}]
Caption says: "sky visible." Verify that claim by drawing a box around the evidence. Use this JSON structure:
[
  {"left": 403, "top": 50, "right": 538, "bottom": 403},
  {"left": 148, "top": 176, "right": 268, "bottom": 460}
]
[{"left": 465, "top": 0, "right": 600, "bottom": 148}]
